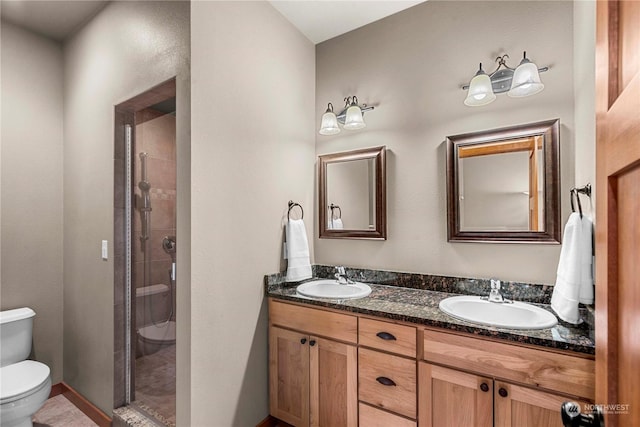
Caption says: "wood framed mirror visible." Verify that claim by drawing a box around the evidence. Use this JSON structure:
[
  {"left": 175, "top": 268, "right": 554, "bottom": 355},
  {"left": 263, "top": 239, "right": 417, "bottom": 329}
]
[
  {"left": 446, "top": 119, "right": 560, "bottom": 243},
  {"left": 319, "top": 146, "right": 387, "bottom": 240}
]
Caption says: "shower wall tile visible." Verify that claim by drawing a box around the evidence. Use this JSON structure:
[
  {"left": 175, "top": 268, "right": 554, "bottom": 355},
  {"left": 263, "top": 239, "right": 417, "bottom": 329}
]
[
  {"left": 148, "top": 158, "right": 176, "bottom": 191},
  {"left": 114, "top": 207, "right": 125, "bottom": 257},
  {"left": 114, "top": 159, "right": 126, "bottom": 209},
  {"left": 136, "top": 107, "right": 165, "bottom": 125},
  {"left": 149, "top": 260, "right": 173, "bottom": 286},
  {"left": 137, "top": 113, "right": 176, "bottom": 162},
  {"left": 152, "top": 199, "right": 176, "bottom": 229},
  {"left": 132, "top": 231, "right": 176, "bottom": 263},
  {"left": 113, "top": 349, "right": 126, "bottom": 408},
  {"left": 150, "top": 229, "right": 176, "bottom": 262},
  {"left": 114, "top": 302, "right": 126, "bottom": 353},
  {"left": 114, "top": 255, "right": 125, "bottom": 306},
  {"left": 134, "top": 260, "right": 173, "bottom": 288}
]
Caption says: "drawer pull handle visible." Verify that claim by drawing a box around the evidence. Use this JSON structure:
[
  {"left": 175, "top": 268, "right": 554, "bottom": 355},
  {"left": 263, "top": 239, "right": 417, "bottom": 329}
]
[
  {"left": 480, "top": 383, "right": 489, "bottom": 392},
  {"left": 498, "top": 387, "right": 508, "bottom": 398},
  {"left": 376, "top": 332, "right": 397, "bottom": 341},
  {"left": 300, "top": 338, "right": 307, "bottom": 345},
  {"left": 309, "top": 340, "right": 316, "bottom": 346},
  {"left": 376, "top": 376, "right": 396, "bottom": 387}
]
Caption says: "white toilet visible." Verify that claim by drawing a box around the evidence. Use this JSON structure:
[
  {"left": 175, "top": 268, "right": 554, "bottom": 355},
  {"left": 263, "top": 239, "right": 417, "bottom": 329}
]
[{"left": 0, "top": 308, "right": 52, "bottom": 427}]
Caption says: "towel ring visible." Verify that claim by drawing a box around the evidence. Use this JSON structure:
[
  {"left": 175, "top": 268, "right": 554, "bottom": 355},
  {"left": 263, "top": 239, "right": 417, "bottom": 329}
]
[
  {"left": 288, "top": 201, "right": 303, "bottom": 220},
  {"left": 570, "top": 184, "right": 591, "bottom": 219},
  {"left": 570, "top": 189, "right": 583, "bottom": 218},
  {"left": 329, "top": 203, "right": 342, "bottom": 220}
]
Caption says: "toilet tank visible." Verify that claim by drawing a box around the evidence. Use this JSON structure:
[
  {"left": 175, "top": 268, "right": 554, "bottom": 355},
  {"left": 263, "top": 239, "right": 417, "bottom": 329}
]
[{"left": 0, "top": 307, "right": 35, "bottom": 367}]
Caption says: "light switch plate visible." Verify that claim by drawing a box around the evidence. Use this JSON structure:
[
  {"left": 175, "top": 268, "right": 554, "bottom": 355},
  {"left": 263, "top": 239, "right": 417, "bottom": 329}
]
[{"left": 101, "top": 240, "right": 108, "bottom": 260}]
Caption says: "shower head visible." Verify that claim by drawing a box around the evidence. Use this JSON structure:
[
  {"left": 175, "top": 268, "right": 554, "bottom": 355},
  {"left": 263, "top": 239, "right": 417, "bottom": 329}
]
[
  {"left": 163, "top": 236, "right": 177, "bottom": 261},
  {"left": 138, "top": 152, "right": 150, "bottom": 192}
]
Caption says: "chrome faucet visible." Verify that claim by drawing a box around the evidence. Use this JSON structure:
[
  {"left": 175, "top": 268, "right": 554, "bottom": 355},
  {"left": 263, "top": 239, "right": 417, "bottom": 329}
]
[
  {"left": 334, "top": 266, "right": 352, "bottom": 284},
  {"left": 488, "top": 279, "right": 507, "bottom": 303}
]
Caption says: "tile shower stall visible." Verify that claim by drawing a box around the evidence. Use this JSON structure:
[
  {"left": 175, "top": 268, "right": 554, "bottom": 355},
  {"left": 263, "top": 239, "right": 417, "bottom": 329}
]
[
  {"left": 132, "top": 106, "right": 177, "bottom": 425},
  {"left": 113, "top": 82, "right": 177, "bottom": 427}
]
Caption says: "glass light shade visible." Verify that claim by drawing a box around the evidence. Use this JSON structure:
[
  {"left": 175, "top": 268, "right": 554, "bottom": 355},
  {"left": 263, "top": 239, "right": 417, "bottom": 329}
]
[
  {"left": 464, "top": 73, "right": 496, "bottom": 106},
  {"left": 343, "top": 105, "right": 366, "bottom": 130},
  {"left": 508, "top": 62, "right": 544, "bottom": 97},
  {"left": 319, "top": 111, "right": 340, "bottom": 135}
]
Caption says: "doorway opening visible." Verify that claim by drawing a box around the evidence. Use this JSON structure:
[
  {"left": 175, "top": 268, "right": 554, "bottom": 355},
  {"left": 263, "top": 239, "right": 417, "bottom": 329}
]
[{"left": 114, "top": 78, "right": 177, "bottom": 426}]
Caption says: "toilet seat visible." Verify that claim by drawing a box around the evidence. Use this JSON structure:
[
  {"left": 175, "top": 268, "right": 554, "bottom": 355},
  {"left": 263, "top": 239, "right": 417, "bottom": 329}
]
[{"left": 0, "top": 360, "right": 50, "bottom": 404}]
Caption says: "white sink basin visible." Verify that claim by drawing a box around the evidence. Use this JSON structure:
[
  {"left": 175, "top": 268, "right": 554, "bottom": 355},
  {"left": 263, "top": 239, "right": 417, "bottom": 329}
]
[
  {"left": 296, "top": 279, "right": 372, "bottom": 300},
  {"left": 439, "top": 295, "right": 557, "bottom": 330}
]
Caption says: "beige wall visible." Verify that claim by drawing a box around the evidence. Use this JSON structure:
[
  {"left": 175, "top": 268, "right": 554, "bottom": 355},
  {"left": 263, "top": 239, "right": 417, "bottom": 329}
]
[
  {"left": 573, "top": 0, "right": 596, "bottom": 219},
  {"left": 191, "top": 1, "right": 315, "bottom": 425},
  {"left": 62, "top": 1, "right": 189, "bottom": 413},
  {"left": 0, "top": 21, "right": 64, "bottom": 383},
  {"left": 315, "top": 0, "right": 594, "bottom": 285}
]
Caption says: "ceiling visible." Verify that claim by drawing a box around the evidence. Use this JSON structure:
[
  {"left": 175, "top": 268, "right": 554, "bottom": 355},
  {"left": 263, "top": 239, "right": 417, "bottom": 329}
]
[
  {"left": 268, "top": 1, "right": 425, "bottom": 44},
  {"left": 1, "top": 0, "right": 425, "bottom": 44},
  {"left": 0, "top": 0, "right": 109, "bottom": 41}
]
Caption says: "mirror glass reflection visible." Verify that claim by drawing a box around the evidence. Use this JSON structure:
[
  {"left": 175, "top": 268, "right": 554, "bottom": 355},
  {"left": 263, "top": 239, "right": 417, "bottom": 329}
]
[
  {"left": 458, "top": 137, "right": 545, "bottom": 232},
  {"left": 326, "top": 159, "right": 376, "bottom": 230}
]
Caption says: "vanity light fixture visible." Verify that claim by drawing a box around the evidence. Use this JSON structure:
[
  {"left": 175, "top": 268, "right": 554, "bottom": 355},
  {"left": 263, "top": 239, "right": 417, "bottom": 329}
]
[
  {"left": 463, "top": 52, "right": 548, "bottom": 107},
  {"left": 319, "top": 96, "right": 374, "bottom": 135}
]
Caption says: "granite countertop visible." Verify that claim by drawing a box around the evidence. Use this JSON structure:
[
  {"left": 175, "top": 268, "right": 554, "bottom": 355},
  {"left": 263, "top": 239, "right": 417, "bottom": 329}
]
[{"left": 267, "top": 279, "right": 595, "bottom": 356}]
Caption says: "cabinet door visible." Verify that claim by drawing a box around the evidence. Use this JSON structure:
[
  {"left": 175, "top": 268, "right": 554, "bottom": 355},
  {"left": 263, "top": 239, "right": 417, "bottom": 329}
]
[
  {"left": 269, "top": 326, "right": 310, "bottom": 426},
  {"left": 418, "top": 362, "right": 492, "bottom": 427},
  {"left": 494, "top": 382, "right": 589, "bottom": 427},
  {"left": 309, "top": 337, "right": 357, "bottom": 427}
]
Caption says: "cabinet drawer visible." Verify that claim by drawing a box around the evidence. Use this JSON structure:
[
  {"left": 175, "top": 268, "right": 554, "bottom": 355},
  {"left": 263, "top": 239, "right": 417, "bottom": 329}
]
[
  {"left": 422, "top": 329, "right": 595, "bottom": 399},
  {"left": 358, "top": 348, "right": 416, "bottom": 419},
  {"left": 359, "top": 403, "right": 416, "bottom": 427},
  {"left": 269, "top": 299, "right": 357, "bottom": 344},
  {"left": 359, "top": 318, "right": 416, "bottom": 357}
]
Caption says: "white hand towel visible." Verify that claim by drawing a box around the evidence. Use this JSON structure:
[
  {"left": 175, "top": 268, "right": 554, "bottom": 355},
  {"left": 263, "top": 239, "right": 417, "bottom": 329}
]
[
  {"left": 330, "top": 218, "right": 344, "bottom": 230},
  {"left": 551, "top": 212, "right": 594, "bottom": 324},
  {"left": 578, "top": 216, "right": 594, "bottom": 305},
  {"left": 285, "top": 219, "right": 312, "bottom": 282}
]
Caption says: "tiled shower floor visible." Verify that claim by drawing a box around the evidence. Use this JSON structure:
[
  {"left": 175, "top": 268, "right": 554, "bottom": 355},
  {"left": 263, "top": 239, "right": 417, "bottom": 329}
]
[{"left": 134, "top": 344, "right": 176, "bottom": 427}]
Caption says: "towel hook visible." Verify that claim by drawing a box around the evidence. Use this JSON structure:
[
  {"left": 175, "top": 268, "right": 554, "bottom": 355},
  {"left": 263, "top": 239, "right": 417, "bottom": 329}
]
[{"left": 288, "top": 201, "right": 303, "bottom": 220}]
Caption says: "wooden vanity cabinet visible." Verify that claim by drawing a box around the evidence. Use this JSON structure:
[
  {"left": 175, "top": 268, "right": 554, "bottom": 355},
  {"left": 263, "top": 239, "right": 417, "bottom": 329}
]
[
  {"left": 268, "top": 298, "right": 595, "bottom": 427},
  {"left": 419, "top": 329, "right": 595, "bottom": 427},
  {"left": 418, "top": 362, "right": 591, "bottom": 427},
  {"left": 269, "top": 300, "right": 358, "bottom": 427}
]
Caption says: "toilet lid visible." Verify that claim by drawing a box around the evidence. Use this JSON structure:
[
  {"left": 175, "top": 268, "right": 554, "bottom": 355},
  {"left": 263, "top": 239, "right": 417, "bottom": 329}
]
[{"left": 0, "top": 360, "right": 50, "bottom": 403}]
